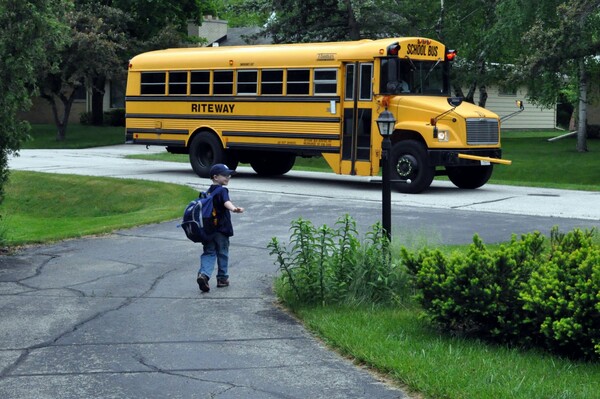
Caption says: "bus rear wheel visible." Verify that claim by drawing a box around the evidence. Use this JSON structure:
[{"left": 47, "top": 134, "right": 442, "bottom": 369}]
[
  {"left": 390, "top": 141, "right": 435, "bottom": 194},
  {"left": 250, "top": 152, "right": 295, "bottom": 176},
  {"left": 446, "top": 165, "right": 493, "bottom": 189},
  {"left": 189, "top": 133, "right": 225, "bottom": 178}
]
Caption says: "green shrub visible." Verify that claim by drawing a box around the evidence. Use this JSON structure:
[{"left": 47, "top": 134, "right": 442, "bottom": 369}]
[
  {"left": 521, "top": 228, "right": 600, "bottom": 359},
  {"left": 104, "top": 108, "right": 125, "bottom": 126},
  {"left": 268, "top": 215, "right": 409, "bottom": 307},
  {"left": 402, "top": 227, "right": 600, "bottom": 360},
  {"left": 402, "top": 233, "right": 545, "bottom": 344}
]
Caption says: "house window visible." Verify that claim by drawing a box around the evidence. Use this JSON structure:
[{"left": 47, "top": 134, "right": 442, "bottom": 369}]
[{"left": 110, "top": 80, "right": 125, "bottom": 108}]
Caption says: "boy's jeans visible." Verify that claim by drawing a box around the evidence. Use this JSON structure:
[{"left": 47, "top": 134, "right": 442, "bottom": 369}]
[{"left": 199, "top": 232, "right": 229, "bottom": 281}]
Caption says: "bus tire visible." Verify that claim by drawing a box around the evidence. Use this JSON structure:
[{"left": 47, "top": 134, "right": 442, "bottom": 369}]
[
  {"left": 189, "top": 133, "right": 225, "bottom": 178},
  {"left": 446, "top": 165, "right": 493, "bottom": 189},
  {"left": 390, "top": 141, "right": 434, "bottom": 194},
  {"left": 250, "top": 152, "right": 295, "bottom": 176}
]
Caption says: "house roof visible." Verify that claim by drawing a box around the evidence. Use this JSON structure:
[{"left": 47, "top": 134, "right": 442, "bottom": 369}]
[{"left": 219, "top": 27, "right": 272, "bottom": 46}]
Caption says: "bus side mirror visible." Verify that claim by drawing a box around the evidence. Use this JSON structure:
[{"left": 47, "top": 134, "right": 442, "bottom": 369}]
[
  {"left": 447, "top": 97, "right": 463, "bottom": 107},
  {"left": 516, "top": 100, "right": 524, "bottom": 110}
]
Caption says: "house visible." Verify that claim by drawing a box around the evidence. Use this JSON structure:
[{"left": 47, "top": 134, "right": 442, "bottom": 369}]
[{"left": 471, "top": 86, "right": 556, "bottom": 130}]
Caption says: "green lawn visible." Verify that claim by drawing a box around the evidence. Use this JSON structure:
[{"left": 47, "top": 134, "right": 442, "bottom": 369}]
[
  {"left": 297, "top": 305, "right": 599, "bottom": 399},
  {"left": 0, "top": 171, "right": 196, "bottom": 246},
  {"left": 22, "top": 124, "right": 124, "bottom": 149}
]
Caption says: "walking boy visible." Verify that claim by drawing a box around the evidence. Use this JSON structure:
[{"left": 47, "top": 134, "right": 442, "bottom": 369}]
[{"left": 197, "top": 163, "right": 244, "bottom": 293}]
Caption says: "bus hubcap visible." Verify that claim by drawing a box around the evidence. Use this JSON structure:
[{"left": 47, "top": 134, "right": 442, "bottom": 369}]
[{"left": 396, "top": 155, "right": 417, "bottom": 178}]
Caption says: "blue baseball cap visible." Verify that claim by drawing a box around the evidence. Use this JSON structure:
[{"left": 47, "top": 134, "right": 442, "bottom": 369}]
[{"left": 210, "top": 163, "right": 236, "bottom": 177}]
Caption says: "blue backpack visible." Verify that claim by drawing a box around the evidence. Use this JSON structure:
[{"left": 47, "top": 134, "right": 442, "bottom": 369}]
[{"left": 179, "top": 186, "right": 223, "bottom": 243}]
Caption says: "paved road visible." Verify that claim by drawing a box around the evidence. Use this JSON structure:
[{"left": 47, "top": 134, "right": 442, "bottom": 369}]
[{"left": 1, "top": 146, "right": 599, "bottom": 398}]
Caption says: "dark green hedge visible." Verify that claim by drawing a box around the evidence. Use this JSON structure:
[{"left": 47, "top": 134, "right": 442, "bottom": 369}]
[{"left": 401, "top": 227, "right": 599, "bottom": 360}]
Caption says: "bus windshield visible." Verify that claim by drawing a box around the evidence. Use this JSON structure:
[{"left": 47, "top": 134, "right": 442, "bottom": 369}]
[{"left": 380, "top": 57, "right": 449, "bottom": 96}]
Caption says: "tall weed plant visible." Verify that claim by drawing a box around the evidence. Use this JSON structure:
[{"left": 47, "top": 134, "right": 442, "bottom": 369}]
[{"left": 268, "top": 215, "right": 410, "bottom": 307}]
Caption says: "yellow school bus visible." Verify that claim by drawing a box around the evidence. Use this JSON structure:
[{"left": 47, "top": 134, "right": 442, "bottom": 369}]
[{"left": 125, "top": 37, "right": 509, "bottom": 193}]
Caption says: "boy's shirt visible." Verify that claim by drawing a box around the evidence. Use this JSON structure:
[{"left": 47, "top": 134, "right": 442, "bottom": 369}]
[{"left": 208, "top": 184, "right": 234, "bottom": 236}]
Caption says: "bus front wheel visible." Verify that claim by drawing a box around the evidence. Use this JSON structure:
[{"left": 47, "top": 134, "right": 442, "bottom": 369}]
[
  {"left": 189, "top": 133, "right": 225, "bottom": 178},
  {"left": 446, "top": 165, "right": 493, "bottom": 189},
  {"left": 250, "top": 152, "right": 295, "bottom": 176},
  {"left": 390, "top": 141, "right": 435, "bottom": 194}
]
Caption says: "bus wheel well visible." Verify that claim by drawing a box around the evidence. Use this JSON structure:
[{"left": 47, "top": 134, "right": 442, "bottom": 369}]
[
  {"left": 392, "top": 130, "right": 427, "bottom": 147},
  {"left": 189, "top": 128, "right": 220, "bottom": 148},
  {"left": 188, "top": 129, "right": 239, "bottom": 178}
]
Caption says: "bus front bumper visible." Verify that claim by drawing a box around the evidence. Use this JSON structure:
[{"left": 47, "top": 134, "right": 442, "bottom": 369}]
[{"left": 428, "top": 149, "right": 512, "bottom": 166}]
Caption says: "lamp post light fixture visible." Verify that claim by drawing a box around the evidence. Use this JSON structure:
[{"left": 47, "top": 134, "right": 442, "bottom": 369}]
[{"left": 376, "top": 109, "right": 396, "bottom": 242}]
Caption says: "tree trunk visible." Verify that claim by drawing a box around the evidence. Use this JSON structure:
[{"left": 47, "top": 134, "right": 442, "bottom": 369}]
[
  {"left": 576, "top": 58, "right": 588, "bottom": 152},
  {"left": 42, "top": 92, "right": 75, "bottom": 141},
  {"left": 343, "top": 0, "right": 361, "bottom": 40},
  {"left": 91, "top": 76, "right": 106, "bottom": 126},
  {"left": 478, "top": 85, "right": 488, "bottom": 108}
]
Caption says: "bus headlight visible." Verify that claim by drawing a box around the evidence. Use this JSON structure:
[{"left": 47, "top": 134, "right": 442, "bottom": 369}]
[{"left": 437, "top": 130, "right": 449, "bottom": 142}]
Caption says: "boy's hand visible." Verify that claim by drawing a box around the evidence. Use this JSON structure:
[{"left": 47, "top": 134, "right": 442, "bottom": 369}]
[{"left": 233, "top": 207, "right": 244, "bottom": 213}]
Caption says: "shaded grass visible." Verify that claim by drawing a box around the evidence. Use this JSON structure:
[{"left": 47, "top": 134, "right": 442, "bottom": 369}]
[
  {"left": 296, "top": 305, "right": 600, "bottom": 399},
  {"left": 22, "top": 124, "right": 124, "bottom": 149},
  {"left": 0, "top": 171, "right": 197, "bottom": 246}
]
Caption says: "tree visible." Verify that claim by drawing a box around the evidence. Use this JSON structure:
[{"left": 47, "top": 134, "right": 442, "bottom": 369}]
[
  {"left": 38, "top": 0, "right": 214, "bottom": 138},
  {"left": 0, "top": 0, "right": 68, "bottom": 208},
  {"left": 225, "top": 0, "right": 432, "bottom": 43},
  {"left": 38, "top": 3, "right": 129, "bottom": 140},
  {"left": 518, "top": 0, "right": 600, "bottom": 152}
]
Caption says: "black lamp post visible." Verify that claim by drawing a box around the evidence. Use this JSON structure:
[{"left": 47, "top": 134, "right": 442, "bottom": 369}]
[{"left": 376, "top": 109, "right": 396, "bottom": 242}]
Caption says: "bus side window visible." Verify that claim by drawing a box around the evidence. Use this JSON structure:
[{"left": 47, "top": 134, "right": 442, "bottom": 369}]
[
  {"left": 345, "top": 64, "right": 355, "bottom": 100},
  {"left": 237, "top": 70, "right": 258, "bottom": 95},
  {"left": 213, "top": 70, "right": 234, "bottom": 95},
  {"left": 314, "top": 69, "right": 337, "bottom": 95},
  {"left": 359, "top": 63, "right": 373, "bottom": 100},
  {"left": 287, "top": 69, "right": 310, "bottom": 95},
  {"left": 168, "top": 71, "right": 188, "bottom": 95},
  {"left": 261, "top": 69, "right": 283, "bottom": 95},
  {"left": 141, "top": 72, "right": 166, "bottom": 95},
  {"left": 191, "top": 71, "right": 210, "bottom": 95}
]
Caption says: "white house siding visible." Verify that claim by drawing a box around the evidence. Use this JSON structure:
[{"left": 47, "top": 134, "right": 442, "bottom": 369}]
[{"left": 472, "top": 86, "right": 556, "bottom": 130}]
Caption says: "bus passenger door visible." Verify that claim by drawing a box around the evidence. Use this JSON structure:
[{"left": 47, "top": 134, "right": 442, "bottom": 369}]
[{"left": 341, "top": 62, "right": 374, "bottom": 175}]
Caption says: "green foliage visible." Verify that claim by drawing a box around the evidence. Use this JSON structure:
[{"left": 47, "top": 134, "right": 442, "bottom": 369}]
[
  {"left": 0, "top": 0, "right": 69, "bottom": 209},
  {"left": 268, "top": 215, "right": 409, "bottom": 306},
  {"left": 403, "top": 227, "right": 600, "bottom": 360},
  {"left": 521, "top": 227, "right": 600, "bottom": 359}
]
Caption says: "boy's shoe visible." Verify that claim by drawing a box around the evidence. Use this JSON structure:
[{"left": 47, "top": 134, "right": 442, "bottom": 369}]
[
  {"left": 197, "top": 274, "right": 210, "bottom": 292},
  {"left": 217, "top": 278, "right": 229, "bottom": 288}
]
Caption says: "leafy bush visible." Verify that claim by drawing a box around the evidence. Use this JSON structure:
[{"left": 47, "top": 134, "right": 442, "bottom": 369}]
[
  {"left": 521, "top": 228, "right": 600, "bottom": 359},
  {"left": 104, "top": 108, "right": 125, "bottom": 126},
  {"left": 402, "top": 233, "right": 545, "bottom": 344},
  {"left": 402, "top": 227, "right": 600, "bottom": 360},
  {"left": 268, "top": 215, "right": 409, "bottom": 306}
]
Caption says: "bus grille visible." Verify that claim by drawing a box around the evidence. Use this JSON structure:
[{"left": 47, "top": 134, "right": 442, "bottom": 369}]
[{"left": 466, "top": 118, "right": 499, "bottom": 145}]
